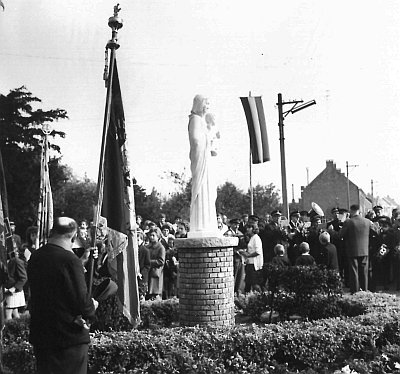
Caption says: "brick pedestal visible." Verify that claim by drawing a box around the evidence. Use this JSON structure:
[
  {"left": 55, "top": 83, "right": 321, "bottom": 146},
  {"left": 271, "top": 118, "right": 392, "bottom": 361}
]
[{"left": 174, "top": 236, "right": 238, "bottom": 327}]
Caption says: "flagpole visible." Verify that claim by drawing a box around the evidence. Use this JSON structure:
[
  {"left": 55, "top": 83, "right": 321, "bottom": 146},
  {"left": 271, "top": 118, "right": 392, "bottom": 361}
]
[
  {"left": 89, "top": 4, "right": 123, "bottom": 295},
  {"left": 249, "top": 149, "right": 253, "bottom": 215}
]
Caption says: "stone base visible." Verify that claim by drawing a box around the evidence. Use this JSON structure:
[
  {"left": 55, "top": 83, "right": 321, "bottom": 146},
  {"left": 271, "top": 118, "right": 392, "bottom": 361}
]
[
  {"left": 175, "top": 236, "right": 238, "bottom": 327},
  {"left": 187, "top": 230, "right": 222, "bottom": 238}
]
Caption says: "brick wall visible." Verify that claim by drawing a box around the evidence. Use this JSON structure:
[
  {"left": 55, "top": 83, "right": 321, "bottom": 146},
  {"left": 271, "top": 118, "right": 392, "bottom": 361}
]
[{"left": 175, "top": 237, "right": 238, "bottom": 327}]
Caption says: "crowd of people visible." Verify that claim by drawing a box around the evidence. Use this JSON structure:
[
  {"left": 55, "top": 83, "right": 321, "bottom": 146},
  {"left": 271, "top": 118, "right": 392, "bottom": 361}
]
[
  {"left": 133, "top": 204, "right": 400, "bottom": 299},
  {"left": 7, "top": 203, "right": 400, "bottom": 317}
]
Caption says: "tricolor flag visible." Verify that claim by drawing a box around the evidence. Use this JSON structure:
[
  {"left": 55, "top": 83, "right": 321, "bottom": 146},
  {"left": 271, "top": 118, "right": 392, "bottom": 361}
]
[
  {"left": 37, "top": 133, "right": 53, "bottom": 247},
  {"left": 99, "top": 58, "right": 140, "bottom": 324},
  {"left": 240, "top": 96, "right": 270, "bottom": 164}
]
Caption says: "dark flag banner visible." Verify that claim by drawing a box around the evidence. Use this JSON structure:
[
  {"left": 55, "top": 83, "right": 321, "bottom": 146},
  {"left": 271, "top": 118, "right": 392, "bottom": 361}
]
[
  {"left": 240, "top": 96, "right": 270, "bottom": 164},
  {"left": 100, "top": 60, "right": 140, "bottom": 324},
  {"left": 37, "top": 132, "right": 53, "bottom": 247}
]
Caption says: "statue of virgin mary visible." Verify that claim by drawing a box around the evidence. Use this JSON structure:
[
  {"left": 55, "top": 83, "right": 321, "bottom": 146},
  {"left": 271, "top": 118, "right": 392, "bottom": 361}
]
[{"left": 187, "top": 94, "right": 219, "bottom": 238}]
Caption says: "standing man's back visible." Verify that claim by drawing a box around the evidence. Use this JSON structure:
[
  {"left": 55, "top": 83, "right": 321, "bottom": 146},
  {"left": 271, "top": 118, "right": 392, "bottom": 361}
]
[
  {"left": 28, "top": 217, "right": 97, "bottom": 374},
  {"left": 340, "top": 205, "right": 372, "bottom": 293}
]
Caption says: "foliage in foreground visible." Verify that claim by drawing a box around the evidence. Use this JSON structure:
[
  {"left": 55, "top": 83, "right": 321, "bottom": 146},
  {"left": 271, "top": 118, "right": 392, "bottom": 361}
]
[{"left": 3, "top": 292, "right": 400, "bottom": 373}]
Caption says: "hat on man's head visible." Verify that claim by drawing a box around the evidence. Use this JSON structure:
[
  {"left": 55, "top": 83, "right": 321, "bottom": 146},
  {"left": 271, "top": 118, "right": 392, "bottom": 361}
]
[
  {"left": 338, "top": 208, "right": 349, "bottom": 214},
  {"left": 271, "top": 210, "right": 282, "bottom": 217},
  {"left": 248, "top": 215, "right": 259, "bottom": 222},
  {"left": 290, "top": 210, "right": 301, "bottom": 218},
  {"left": 331, "top": 207, "right": 339, "bottom": 214},
  {"left": 373, "top": 205, "right": 383, "bottom": 212},
  {"left": 299, "top": 210, "right": 308, "bottom": 216},
  {"left": 229, "top": 218, "right": 240, "bottom": 225},
  {"left": 92, "top": 278, "right": 118, "bottom": 302}
]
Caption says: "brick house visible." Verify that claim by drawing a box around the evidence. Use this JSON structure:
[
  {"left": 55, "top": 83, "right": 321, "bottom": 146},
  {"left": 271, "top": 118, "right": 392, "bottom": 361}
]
[{"left": 298, "top": 160, "right": 372, "bottom": 219}]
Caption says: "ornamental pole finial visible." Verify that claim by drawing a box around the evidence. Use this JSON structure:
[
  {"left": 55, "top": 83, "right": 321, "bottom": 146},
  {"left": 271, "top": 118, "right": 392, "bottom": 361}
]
[{"left": 107, "top": 3, "right": 123, "bottom": 50}]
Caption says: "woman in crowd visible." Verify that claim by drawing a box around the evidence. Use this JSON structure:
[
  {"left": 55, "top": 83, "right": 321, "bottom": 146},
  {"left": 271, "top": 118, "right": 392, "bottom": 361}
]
[
  {"left": 5, "top": 248, "right": 27, "bottom": 320},
  {"left": 163, "top": 236, "right": 179, "bottom": 299},
  {"left": 239, "top": 222, "right": 264, "bottom": 293},
  {"left": 146, "top": 227, "right": 165, "bottom": 300},
  {"left": 20, "top": 226, "right": 39, "bottom": 263}
]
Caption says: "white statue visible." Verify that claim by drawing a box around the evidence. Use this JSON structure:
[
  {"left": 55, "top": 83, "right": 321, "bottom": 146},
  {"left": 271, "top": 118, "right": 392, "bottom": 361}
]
[{"left": 187, "top": 94, "right": 220, "bottom": 238}]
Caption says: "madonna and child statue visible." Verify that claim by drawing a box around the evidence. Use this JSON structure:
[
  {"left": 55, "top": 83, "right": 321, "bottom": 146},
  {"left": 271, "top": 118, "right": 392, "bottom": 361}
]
[{"left": 187, "top": 94, "right": 221, "bottom": 238}]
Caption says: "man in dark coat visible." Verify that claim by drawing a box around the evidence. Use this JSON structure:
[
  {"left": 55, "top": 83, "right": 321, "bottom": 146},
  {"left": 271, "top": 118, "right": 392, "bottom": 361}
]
[
  {"left": 28, "top": 217, "right": 98, "bottom": 374},
  {"left": 340, "top": 204, "right": 374, "bottom": 293}
]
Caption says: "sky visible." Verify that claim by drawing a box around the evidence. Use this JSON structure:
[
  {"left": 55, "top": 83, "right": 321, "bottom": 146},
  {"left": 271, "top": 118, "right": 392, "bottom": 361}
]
[{"left": 1, "top": 0, "right": 400, "bottom": 206}]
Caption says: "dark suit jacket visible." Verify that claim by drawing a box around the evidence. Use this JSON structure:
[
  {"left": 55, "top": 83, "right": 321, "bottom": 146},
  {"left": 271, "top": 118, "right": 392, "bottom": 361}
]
[
  {"left": 27, "top": 243, "right": 96, "bottom": 349},
  {"left": 340, "top": 215, "right": 372, "bottom": 257}
]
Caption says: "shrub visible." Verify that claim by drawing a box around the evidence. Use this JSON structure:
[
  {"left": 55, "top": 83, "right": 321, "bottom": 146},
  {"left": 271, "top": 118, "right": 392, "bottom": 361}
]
[{"left": 3, "top": 291, "right": 400, "bottom": 373}]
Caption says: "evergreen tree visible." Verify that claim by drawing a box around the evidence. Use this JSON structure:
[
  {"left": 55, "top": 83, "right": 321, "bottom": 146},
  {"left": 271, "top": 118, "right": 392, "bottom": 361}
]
[{"left": 0, "top": 87, "right": 68, "bottom": 234}]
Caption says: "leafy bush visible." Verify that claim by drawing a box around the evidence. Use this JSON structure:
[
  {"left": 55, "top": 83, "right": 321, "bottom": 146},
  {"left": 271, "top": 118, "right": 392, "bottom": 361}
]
[
  {"left": 4, "top": 291, "right": 400, "bottom": 373},
  {"left": 237, "top": 266, "right": 356, "bottom": 322}
]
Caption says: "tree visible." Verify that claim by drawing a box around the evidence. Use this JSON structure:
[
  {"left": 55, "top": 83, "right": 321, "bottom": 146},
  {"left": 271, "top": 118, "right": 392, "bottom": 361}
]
[
  {"left": 161, "top": 171, "right": 191, "bottom": 222},
  {"left": 216, "top": 181, "right": 248, "bottom": 218},
  {"left": 251, "top": 183, "right": 281, "bottom": 217},
  {"left": 53, "top": 175, "right": 97, "bottom": 221},
  {"left": 0, "top": 87, "right": 69, "bottom": 235}
]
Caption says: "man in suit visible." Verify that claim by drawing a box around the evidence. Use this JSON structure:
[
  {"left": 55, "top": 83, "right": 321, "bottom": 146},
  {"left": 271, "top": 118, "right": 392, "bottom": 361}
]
[
  {"left": 340, "top": 204, "right": 374, "bottom": 294},
  {"left": 28, "top": 217, "right": 98, "bottom": 374}
]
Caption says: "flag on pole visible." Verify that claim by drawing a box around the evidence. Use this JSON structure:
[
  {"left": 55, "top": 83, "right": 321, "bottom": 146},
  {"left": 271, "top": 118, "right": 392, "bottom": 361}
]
[
  {"left": 100, "top": 59, "right": 140, "bottom": 324},
  {"left": 240, "top": 96, "right": 270, "bottom": 164},
  {"left": 37, "top": 133, "right": 53, "bottom": 247}
]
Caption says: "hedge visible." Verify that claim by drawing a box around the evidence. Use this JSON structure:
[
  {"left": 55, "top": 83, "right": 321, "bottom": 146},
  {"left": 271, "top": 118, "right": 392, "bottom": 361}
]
[{"left": 3, "top": 292, "right": 400, "bottom": 373}]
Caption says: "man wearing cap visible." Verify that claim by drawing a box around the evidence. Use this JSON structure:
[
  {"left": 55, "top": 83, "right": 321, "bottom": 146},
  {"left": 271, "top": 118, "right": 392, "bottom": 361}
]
[
  {"left": 327, "top": 208, "right": 347, "bottom": 283},
  {"left": 370, "top": 216, "right": 395, "bottom": 291},
  {"left": 263, "top": 210, "right": 288, "bottom": 263},
  {"left": 339, "top": 204, "right": 374, "bottom": 294},
  {"left": 373, "top": 206, "right": 384, "bottom": 222},
  {"left": 28, "top": 217, "right": 98, "bottom": 374},
  {"left": 225, "top": 218, "right": 246, "bottom": 294},
  {"left": 238, "top": 214, "right": 249, "bottom": 234},
  {"left": 287, "top": 210, "right": 305, "bottom": 265},
  {"left": 307, "top": 215, "right": 324, "bottom": 260}
]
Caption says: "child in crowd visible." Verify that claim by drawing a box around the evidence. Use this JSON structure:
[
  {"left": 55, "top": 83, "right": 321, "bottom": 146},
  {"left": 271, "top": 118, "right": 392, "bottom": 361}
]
[
  {"left": 160, "top": 224, "right": 173, "bottom": 250},
  {"left": 295, "top": 242, "right": 316, "bottom": 266},
  {"left": 271, "top": 244, "right": 290, "bottom": 267},
  {"left": 137, "top": 230, "right": 150, "bottom": 301},
  {"left": 163, "top": 237, "right": 179, "bottom": 299},
  {"left": 146, "top": 228, "right": 165, "bottom": 300},
  {"left": 176, "top": 221, "right": 189, "bottom": 238}
]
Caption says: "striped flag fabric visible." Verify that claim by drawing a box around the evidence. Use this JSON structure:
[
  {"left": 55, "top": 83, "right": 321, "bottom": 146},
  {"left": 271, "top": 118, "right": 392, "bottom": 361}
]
[
  {"left": 240, "top": 96, "right": 270, "bottom": 164},
  {"left": 99, "top": 59, "right": 140, "bottom": 324},
  {"left": 37, "top": 134, "right": 53, "bottom": 247}
]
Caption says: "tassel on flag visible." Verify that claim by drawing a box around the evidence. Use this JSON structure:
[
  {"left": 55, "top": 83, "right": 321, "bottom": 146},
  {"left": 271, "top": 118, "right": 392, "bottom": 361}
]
[
  {"left": 97, "top": 58, "right": 140, "bottom": 324},
  {"left": 37, "top": 131, "right": 53, "bottom": 247},
  {"left": 240, "top": 96, "right": 270, "bottom": 164}
]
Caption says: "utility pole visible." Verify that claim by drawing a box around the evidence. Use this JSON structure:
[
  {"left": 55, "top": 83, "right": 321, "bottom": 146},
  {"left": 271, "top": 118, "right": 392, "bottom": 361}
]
[
  {"left": 346, "top": 161, "right": 359, "bottom": 210},
  {"left": 371, "top": 179, "right": 374, "bottom": 207},
  {"left": 277, "top": 93, "right": 316, "bottom": 218}
]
